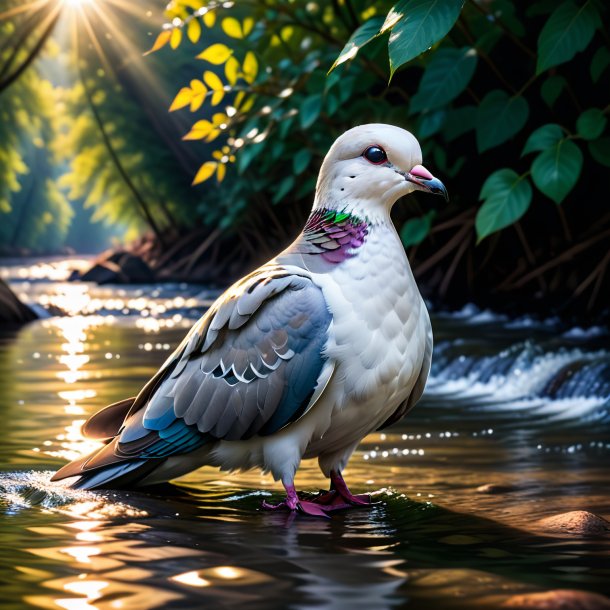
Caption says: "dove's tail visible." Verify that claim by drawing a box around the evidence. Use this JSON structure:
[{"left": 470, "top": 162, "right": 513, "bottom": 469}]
[
  {"left": 50, "top": 396, "right": 166, "bottom": 490},
  {"left": 56, "top": 458, "right": 163, "bottom": 490}
]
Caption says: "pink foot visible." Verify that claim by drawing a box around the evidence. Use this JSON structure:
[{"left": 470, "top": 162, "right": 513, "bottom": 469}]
[
  {"left": 262, "top": 483, "right": 331, "bottom": 518},
  {"left": 308, "top": 471, "right": 372, "bottom": 511}
]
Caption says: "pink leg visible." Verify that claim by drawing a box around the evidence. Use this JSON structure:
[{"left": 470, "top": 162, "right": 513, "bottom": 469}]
[
  {"left": 262, "top": 481, "right": 330, "bottom": 518},
  {"left": 330, "top": 470, "right": 371, "bottom": 506},
  {"left": 309, "top": 470, "right": 372, "bottom": 510}
]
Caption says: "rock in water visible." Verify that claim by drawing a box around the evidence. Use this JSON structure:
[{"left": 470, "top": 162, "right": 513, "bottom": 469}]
[
  {"left": 502, "top": 589, "right": 610, "bottom": 609},
  {"left": 0, "top": 279, "right": 37, "bottom": 324},
  {"left": 116, "top": 253, "right": 155, "bottom": 283},
  {"left": 79, "top": 252, "right": 154, "bottom": 284},
  {"left": 536, "top": 511, "right": 609, "bottom": 537}
]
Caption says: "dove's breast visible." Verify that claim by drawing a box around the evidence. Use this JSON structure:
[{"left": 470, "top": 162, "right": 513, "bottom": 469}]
[{"left": 306, "top": 222, "right": 431, "bottom": 452}]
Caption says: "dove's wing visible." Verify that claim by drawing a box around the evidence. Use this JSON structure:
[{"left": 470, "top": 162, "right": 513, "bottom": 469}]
[{"left": 53, "top": 267, "right": 334, "bottom": 479}]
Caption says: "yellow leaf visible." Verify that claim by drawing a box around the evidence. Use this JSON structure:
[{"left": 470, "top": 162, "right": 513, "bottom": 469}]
[
  {"left": 203, "top": 11, "right": 216, "bottom": 28},
  {"left": 203, "top": 71, "right": 224, "bottom": 91},
  {"left": 188, "top": 80, "right": 207, "bottom": 111},
  {"left": 182, "top": 0, "right": 203, "bottom": 9},
  {"left": 187, "top": 18, "right": 201, "bottom": 43},
  {"left": 170, "top": 28, "right": 182, "bottom": 49},
  {"left": 206, "top": 128, "right": 220, "bottom": 143},
  {"left": 234, "top": 91, "right": 245, "bottom": 108},
  {"left": 242, "top": 17, "right": 254, "bottom": 37},
  {"left": 212, "top": 112, "right": 228, "bottom": 126},
  {"left": 240, "top": 94, "right": 256, "bottom": 113},
  {"left": 169, "top": 87, "right": 192, "bottom": 112},
  {"left": 222, "top": 17, "right": 242, "bottom": 39},
  {"left": 190, "top": 79, "right": 206, "bottom": 93},
  {"left": 216, "top": 163, "right": 226, "bottom": 182},
  {"left": 242, "top": 51, "right": 258, "bottom": 84},
  {"left": 224, "top": 56, "right": 239, "bottom": 85},
  {"left": 144, "top": 30, "right": 171, "bottom": 56},
  {"left": 196, "top": 43, "right": 233, "bottom": 65},
  {"left": 183, "top": 120, "right": 213, "bottom": 140},
  {"left": 190, "top": 89, "right": 206, "bottom": 112},
  {"left": 212, "top": 150, "right": 223, "bottom": 161},
  {"left": 192, "top": 161, "right": 217, "bottom": 185}
]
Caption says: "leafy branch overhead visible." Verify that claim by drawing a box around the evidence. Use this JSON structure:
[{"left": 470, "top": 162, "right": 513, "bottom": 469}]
[{"left": 149, "top": 0, "right": 609, "bottom": 250}]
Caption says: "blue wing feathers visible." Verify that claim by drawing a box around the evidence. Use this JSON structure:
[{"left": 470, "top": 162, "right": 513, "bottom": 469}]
[{"left": 56, "top": 269, "right": 331, "bottom": 485}]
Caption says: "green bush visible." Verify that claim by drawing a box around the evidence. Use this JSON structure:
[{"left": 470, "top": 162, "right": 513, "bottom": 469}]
[{"left": 153, "top": 0, "right": 609, "bottom": 310}]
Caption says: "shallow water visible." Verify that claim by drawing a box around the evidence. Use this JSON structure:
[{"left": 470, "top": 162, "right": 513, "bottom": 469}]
[{"left": 1, "top": 258, "right": 609, "bottom": 609}]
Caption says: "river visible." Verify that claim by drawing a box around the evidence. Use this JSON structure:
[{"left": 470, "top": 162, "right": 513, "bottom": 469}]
[{"left": 0, "top": 258, "right": 608, "bottom": 609}]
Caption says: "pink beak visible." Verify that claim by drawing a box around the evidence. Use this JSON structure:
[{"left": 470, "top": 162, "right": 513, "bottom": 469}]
[{"left": 406, "top": 164, "right": 448, "bottom": 200}]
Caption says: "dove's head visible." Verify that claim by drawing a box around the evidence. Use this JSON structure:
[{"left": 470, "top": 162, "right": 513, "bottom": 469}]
[{"left": 313, "top": 124, "right": 447, "bottom": 221}]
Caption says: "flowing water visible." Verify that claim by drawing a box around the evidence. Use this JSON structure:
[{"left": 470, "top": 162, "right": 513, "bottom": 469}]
[{"left": 0, "top": 258, "right": 609, "bottom": 610}]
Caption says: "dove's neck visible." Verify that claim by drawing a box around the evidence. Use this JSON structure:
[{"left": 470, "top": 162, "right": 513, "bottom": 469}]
[{"left": 311, "top": 196, "right": 391, "bottom": 227}]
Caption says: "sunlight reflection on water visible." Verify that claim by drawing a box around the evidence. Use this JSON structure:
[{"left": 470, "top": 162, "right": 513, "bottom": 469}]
[{"left": 0, "top": 262, "right": 608, "bottom": 609}]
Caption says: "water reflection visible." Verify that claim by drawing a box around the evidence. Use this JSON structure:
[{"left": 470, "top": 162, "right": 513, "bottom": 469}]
[{"left": 0, "top": 263, "right": 608, "bottom": 609}]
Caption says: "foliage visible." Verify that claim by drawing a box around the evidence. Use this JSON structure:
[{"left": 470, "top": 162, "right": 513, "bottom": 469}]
[
  {"left": 56, "top": 73, "right": 196, "bottom": 242},
  {"left": 0, "top": 19, "right": 72, "bottom": 252},
  {"left": 150, "top": 0, "right": 609, "bottom": 310}
]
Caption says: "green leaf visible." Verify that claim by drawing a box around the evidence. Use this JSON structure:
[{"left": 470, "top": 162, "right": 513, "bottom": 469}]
[
  {"left": 444, "top": 105, "right": 476, "bottom": 141},
  {"left": 536, "top": 1, "right": 600, "bottom": 74},
  {"left": 476, "top": 90, "right": 529, "bottom": 153},
  {"left": 300, "top": 94, "right": 323, "bottom": 129},
  {"left": 293, "top": 149, "right": 312, "bottom": 175},
  {"left": 521, "top": 124, "right": 564, "bottom": 156},
  {"left": 272, "top": 175, "right": 295, "bottom": 204},
  {"left": 306, "top": 71, "right": 327, "bottom": 94},
  {"left": 330, "top": 17, "right": 385, "bottom": 72},
  {"left": 385, "top": 0, "right": 464, "bottom": 76},
  {"left": 236, "top": 141, "right": 265, "bottom": 173},
  {"left": 325, "top": 93, "right": 340, "bottom": 116},
  {"left": 400, "top": 211, "right": 436, "bottom": 247},
  {"left": 576, "top": 108, "right": 607, "bottom": 140},
  {"left": 410, "top": 47, "right": 477, "bottom": 113},
  {"left": 476, "top": 169, "right": 532, "bottom": 242},
  {"left": 590, "top": 47, "right": 610, "bottom": 82},
  {"left": 589, "top": 137, "right": 610, "bottom": 167},
  {"left": 417, "top": 109, "right": 446, "bottom": 138},
  {"left": 540, "top": 75, "right": 566, "bottom": 108},
  {"left": 531, "top": 139, "right": 583, "bottom": 204}
]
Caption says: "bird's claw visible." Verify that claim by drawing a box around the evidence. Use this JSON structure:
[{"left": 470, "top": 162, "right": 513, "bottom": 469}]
[
  {"left": 261, "top": 497, "right": 330, "bottom": 518},
  {"left": 307, "top": 489, "right": 373, "bottom": 510},
  {"left": 262, "top": 489, "right": 373, "bottom": 517}
]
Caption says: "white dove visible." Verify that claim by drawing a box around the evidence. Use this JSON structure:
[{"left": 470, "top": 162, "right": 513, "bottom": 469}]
[{"left": 52, "top": 124, "right": 447, "bottom": 516}]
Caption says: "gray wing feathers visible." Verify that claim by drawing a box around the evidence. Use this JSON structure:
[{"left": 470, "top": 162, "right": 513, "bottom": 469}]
[{"left": 142, "top": 267, "right": 332, "bottom": 442}]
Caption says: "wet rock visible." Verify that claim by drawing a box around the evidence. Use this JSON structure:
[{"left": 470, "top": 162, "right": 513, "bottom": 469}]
[
  {"left": 476, "top": 483, "right": 515, "bottom": 494},
  {"left": 536, "top": 511, "right": 609, "bottom": 537},
  {"left": 0, "top": 279, "right": 37, "bottom": 324},
  {"left": 78, "top": 252, "right": 155, "bottom": 285},
  {"left": 116, "top": 252, "right": 155, "bottom": 283},
  {"left": 502, "top": 589, "right": 610, "bottom": 609},
  {"left": 80, "top": 260, "right": 128, "bottom": 284}
]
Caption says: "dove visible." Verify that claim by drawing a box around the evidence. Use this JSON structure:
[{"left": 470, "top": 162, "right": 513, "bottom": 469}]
[{"left": 52, "top": 124, "right": 447, "bottom": 516}]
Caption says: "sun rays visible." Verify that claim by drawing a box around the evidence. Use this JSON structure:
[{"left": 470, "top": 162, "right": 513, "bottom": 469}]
[{"left": 0, "top": 0, "right": 166, "bottom": 99}]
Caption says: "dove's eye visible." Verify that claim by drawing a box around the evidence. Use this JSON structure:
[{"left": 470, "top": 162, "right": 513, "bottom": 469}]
[{"left": 362, "top": 145, "right": 387, "bottom": 165}]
